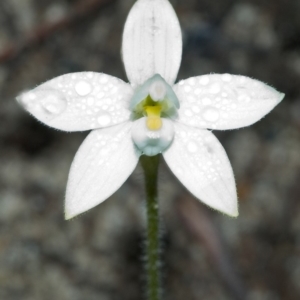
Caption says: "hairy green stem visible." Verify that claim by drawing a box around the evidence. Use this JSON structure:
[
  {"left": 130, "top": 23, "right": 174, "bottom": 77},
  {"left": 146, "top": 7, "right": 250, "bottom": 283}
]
[{"left": 140, "top": 155, "right": 161, "bottom": 300}]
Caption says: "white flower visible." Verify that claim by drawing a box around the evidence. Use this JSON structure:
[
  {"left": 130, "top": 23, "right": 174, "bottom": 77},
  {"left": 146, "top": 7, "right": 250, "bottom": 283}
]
[{"left": 16, "top": 0, "right": 284, "bottom": 219}]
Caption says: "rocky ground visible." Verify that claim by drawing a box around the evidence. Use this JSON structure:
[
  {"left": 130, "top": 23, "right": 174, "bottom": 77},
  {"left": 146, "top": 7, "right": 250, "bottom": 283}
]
[{"left": 0, "top": 0, "right": 300, "bottom": 299}]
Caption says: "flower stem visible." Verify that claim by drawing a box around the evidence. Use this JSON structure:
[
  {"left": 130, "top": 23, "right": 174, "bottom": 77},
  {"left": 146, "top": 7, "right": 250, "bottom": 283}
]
[{"left": 140, "top": 154, "right": 161, "bottom": 300}]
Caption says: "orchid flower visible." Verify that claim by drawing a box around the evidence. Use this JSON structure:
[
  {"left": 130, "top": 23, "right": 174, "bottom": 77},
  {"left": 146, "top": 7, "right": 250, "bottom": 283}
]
[{"left": 17, "top": 0, "right": 284, "bottom": 219}]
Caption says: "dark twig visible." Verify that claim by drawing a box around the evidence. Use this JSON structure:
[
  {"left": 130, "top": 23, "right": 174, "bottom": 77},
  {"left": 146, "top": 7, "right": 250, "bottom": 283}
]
[{"left": 0, "top": 0, "right": 115, "bottom": 64}]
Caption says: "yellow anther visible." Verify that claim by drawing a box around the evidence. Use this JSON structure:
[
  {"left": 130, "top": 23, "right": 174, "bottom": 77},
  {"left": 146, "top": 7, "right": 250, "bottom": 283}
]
[{"left": 145, "top": 105, "right": 162, "bottom": 130}]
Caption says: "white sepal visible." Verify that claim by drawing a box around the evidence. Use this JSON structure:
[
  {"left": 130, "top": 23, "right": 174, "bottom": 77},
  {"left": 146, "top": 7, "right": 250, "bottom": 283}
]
[
  {"left": 163, "top": 123, "right": 238, "bottom": 216},
  {"left": 174, "top": 74, "right": 284, "bottom": 130},
  {"left": 17, "top": 72, "right": 133, "bottom": 132},
  {"left": 122, "top": 0, "right": 182, "bottom": 86},
  {"left": 132, "top": 117, "right": 174, "bottom": 156},
  {"left": 65, "top": 122, "right": 140, "bottom": 219}
]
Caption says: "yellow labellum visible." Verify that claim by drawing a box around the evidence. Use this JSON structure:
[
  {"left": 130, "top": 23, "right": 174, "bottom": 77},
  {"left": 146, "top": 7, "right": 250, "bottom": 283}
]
[{"left": 145, "top": 105, "right": 162, "bottom": 130}]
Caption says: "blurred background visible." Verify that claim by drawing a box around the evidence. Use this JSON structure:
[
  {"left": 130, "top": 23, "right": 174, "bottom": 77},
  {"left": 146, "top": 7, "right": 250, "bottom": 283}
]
[{"left": 0, "top": 0, "right": 299, "bottom": 299}]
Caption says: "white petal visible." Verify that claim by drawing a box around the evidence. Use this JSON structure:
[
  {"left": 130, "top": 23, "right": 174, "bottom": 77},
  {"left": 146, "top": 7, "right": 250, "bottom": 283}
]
[
  {"left": 17, "top": 72, "right": 133, "bottom": 131},
  {"left": 65, "top": 122, "right": 140, "bottom": 219},
  {"left": 163, "top": 123, "right": 238, "bottom": 216},
  {"left": 174, "top": 74, "right": 284, "bottom": 130},
  {"left": 122, "top": 0, "right": 182, "bottom": 86}
]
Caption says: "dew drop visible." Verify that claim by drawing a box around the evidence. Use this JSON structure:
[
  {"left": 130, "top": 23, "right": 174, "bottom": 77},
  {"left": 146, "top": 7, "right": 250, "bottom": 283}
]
[
  {"left": 221, "top": 111, "right": 229, "bottom": 118},
  {"left": 238, "top": 76, "right": 246, "bottom": 84},
  {"left": 187, "top": 141, "right": 198, "bottom": 153},
  {"left": 97, "top": 92, "right": 105, "bottom": 99},
  {"left": 149, "top": 25, "right": 161, "bottom": 35},
  {"left": 75, "top": 81, "right": 92, "bottom": 96},
  {"left": 202, "top": 97, "right": 212, "bottom": 105},
  {"left": 184, "top": 109, "right": 193, "bottom": 117},
  {"left": 97, "top": 113, "right": 111, "bottom": 126},
  {"left": 99, "top": 76, "right": 108, "bottom": 84},
  {"left": 192, "top": 105, "right": 200, "bottom": 113},
  {"left": 179, "top": 130, "right": 187, "bottom": 138},
  {"left": 184, "top": 85, "right": 192, "bottom": 93},
  {"left": 222, "top": 92, "right": 228, "bottom": 97},
  {"left": 221, "top": 74, "right": 232, "bottom": 82},
  {"left": 208, "top": 83, "right": 221, "bottom": 94},
  {"left": 111, "top": 87, "right": 117, "bottom": 94},
  {"left": 87, "top": 97, "right": 95, "bottom": 106},
  {"left": 100, "top": 148, "right": 109, "bottom": 156},
  {"left": 27, "top": 92, "right": 36, "bottom": 100},
  {"left": 202, "top": 106, "right": 220, "bottom": 122},
  {"left": 206, "top": 145, "right": 214, "bottom": 154},
  {"left": 42, "top": 95, "right": 66, "bottom": 115},
  {"left": 194, "top": 88, "right": 201, "bottom": 95},
  {"left": 188, "top": 78, "right": 196, "bottom": 85},
  {"left": 199, "top": 76, "right": 210, "bottom": 85},
  {"left": 238, "top": 94, "right": 251, "bottom": 103},
  {"left": 87, "top": 72, "right": 94, "bottom": 79}
]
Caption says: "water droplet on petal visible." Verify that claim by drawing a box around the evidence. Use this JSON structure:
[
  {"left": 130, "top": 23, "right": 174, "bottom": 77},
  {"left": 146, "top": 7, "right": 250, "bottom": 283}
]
[
  {"left": 99, "top": 76, "right": 108, "bottom": 84},
  {"left": 184, "top": 85, "right": 192, "bottom": 93},
  {"left": 199, "top": 76, "right": 210, "bottom": 85},
  {"left": 187, "top": 141, "right": 198, "bottom": 153},
  {"left": 238, "top": 94, "right": 251, "bottom": 103},
  {"left": 148, "top": 24, "right": 161, "bottom": 35},
  {"left": 97, "top": 113, "right": 111, "bottom": 126},
  {"left": 202, "top": 107, "right": 220, "bottom": 122},
  {"left": 75, "top": 81, "right": 92, "bottom": 96},
  {"left": 202, "top": 97, "right": 212, "bottom": 105},
  {"left": 42, "top": 94, "right": 66, "bottom": 115},
  {"left": 26, "top": 92, "right": 36, "bottom": 100},
  {"left": 221, "top": 74, "right": 232, "bottom": 82},
  {"left": 194, "top": 88, "right": 201, "bottom": 95},
  {"left": 238, "top": 76, "right": 247, "bottom": 84},
  {"left": 87, "top": 72, "right": 94, "bottom": 79},
  {"left": 97, "top": 92, "right": 105, "bottom": 99},
  {"left": 179, "top": 130, "right": 187, "bottom": 138},
  {"left": 87, "top": 97, "right": 95, "bottom": 106},
  {"left": 192, "top": 105, "right": 200, "bottom": 113},
  {"left": 184, "top": 109, "right": 193, "bottom": 117},
  {"left": 208, "top": 83, "right": 221, "bottom": 94},
  {"left": 221, "top": 111, "right": 229, "bottom": 118},
  {"left": 100, "top": 148, "right": 109, "bottom": 156}
]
